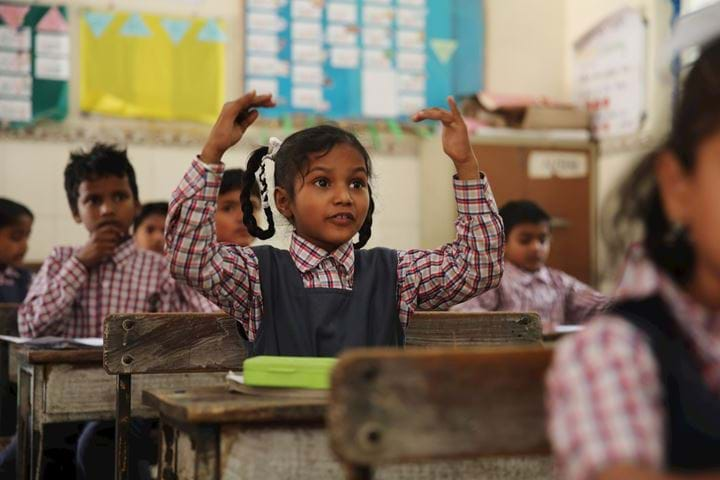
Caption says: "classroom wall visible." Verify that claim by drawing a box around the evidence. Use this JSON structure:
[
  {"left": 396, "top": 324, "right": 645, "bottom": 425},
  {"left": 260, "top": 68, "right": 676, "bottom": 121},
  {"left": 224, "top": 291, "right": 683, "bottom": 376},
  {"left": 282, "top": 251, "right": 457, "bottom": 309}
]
[
  {"left": 485, "top": 0, "right": 567, "bottom": 99},
  {"left": 0, "top": 0, "right": 421, "bottom": 262}
]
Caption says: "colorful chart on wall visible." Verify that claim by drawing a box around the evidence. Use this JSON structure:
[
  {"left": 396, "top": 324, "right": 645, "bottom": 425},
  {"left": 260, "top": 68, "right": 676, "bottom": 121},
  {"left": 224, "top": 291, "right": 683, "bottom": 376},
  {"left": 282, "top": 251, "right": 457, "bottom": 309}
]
[
  {"left": 0, "top": 3, "right": 69, "bottom": 126},
  {"left": 80, "top": 10, "right": 226, "bottom": 124},
  {"left": 243, "top": 0, "right": 484, "bottom": 120}
]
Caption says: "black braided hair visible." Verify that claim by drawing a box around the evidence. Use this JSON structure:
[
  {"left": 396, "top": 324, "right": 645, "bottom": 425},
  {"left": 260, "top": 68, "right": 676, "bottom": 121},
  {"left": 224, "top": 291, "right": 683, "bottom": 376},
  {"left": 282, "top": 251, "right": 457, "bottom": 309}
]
[
  {"left": 241, "top": 125, "right": 376, "bottom": 248},
  {"left": 240, "top": 146, "right": 275, "bottom": 240},
  {"left": 354, "top": 189, "right": 374, "bottom": 249}
]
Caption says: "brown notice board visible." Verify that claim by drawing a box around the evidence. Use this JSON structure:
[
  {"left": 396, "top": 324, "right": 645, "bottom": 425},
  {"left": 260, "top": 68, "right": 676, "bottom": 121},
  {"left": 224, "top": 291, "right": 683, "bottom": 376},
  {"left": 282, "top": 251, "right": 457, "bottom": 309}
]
[{"left": 473, "top": 137, "right": 598, "bottom": 285}]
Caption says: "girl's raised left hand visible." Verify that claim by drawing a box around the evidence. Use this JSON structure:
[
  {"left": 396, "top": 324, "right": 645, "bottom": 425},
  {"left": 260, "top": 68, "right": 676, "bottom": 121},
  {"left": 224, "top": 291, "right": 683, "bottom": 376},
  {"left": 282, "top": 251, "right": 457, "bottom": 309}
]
[{"left": 412, "top": 96, "right": 479, "bottom": 180}]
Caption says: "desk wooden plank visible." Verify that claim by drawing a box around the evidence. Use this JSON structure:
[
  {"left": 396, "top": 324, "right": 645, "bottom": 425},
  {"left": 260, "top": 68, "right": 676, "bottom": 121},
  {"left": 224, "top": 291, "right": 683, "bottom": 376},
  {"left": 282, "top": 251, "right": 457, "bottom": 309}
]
[
  {"left": 143, "top": 386, "right": 326, "bottom": 424},
  {"left": 329, "top": 346, "right": 553, "bottom": 467},
  {"left": 103, "top": 313, "right": 245, "bottom": 374},
  {"left": 406, "top": 312, "right": 542, "bottom": 347},
  {"left": 18, "top": 347, "right": 102, "bottom": 365}
]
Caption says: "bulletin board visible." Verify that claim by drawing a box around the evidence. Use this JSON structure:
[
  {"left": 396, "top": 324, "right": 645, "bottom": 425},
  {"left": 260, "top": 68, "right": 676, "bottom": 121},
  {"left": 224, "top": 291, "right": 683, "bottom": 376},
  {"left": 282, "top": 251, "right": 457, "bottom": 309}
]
[
  {"left": 573, "top": 7, "right": 647, "bottom": 139},
  {"left": 0, "top": 3, "right": 69, "bottom": 126},
  {"left": 243, "top": 0, "right": 484, "bottom": 120},
  {"left": 79, "top": 9, "right": 226, "bottom": 124}
]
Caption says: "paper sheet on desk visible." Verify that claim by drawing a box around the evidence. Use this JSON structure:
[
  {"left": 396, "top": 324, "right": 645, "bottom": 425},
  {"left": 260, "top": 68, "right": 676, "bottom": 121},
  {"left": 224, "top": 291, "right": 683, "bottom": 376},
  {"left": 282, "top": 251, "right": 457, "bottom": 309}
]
[
  {"left": 0, "top": 335, "right": 102, "bottom": 348},
  {"left": 554, "top": 325, "right": 583, "bottom": 334}
]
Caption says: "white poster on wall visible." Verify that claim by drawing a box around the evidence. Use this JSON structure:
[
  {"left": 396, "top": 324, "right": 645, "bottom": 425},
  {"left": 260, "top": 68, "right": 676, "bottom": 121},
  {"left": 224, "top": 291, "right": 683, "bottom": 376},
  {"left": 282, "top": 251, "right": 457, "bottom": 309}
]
[{"left": 573, "top": 7, "right": 646, "bottom": 139}]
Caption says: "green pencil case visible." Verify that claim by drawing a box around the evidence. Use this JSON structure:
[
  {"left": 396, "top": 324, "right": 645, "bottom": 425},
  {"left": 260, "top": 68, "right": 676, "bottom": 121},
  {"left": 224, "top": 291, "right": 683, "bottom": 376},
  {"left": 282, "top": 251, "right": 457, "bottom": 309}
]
[{"left": 243, "top": 356, "right": 337, "bottom": 390}]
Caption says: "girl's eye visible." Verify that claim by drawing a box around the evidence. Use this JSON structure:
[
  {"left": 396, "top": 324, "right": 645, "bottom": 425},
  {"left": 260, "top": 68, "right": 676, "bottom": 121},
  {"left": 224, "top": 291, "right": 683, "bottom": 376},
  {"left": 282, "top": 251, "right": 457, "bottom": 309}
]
[
  {"left": 313, "top": 178, "right": 329, "bottom": 188},
  {"left": 350, "top": 179, "right": 366, "bottom": 189}
]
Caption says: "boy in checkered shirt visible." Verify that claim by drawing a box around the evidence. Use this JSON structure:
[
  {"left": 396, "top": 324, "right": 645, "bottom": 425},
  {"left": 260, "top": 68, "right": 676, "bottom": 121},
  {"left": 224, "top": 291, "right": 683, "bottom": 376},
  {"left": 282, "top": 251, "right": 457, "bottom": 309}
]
[{"left": 2, "top": 144, "right": 212, "bottom": 479}]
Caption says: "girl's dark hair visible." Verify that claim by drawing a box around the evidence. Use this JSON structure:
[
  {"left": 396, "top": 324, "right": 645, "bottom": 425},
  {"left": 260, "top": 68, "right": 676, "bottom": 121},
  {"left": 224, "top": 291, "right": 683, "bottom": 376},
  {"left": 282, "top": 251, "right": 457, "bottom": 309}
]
[
  {"left": 606, "top": 36, "right": 720, "bottom": 285},
  {"left": 133, "top": 201, "right": 168, "bottom": 231},
  {"left": 0, "top": 198, "right": 33, "bottom": 229},
  {"left": 240, "top": 125, "right": 374, "bottom": 249}
]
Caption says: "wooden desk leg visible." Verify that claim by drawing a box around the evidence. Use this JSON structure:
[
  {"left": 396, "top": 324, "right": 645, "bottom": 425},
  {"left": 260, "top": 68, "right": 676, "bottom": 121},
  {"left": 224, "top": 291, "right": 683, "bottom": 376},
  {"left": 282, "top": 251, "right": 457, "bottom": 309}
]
[
  {"left": 115, "top": 374, "right": 131, "bottom": 480},
  {"left": 157, "top": 419, "right": 177, "bottom": 480},
  {"left": 344, "top": 464, "right": 373, "bottom": 480},
  {"left": 17, "top": 364, "right": 44, "bottom": 480},
  {"left": 0, "top": 342, "right": 11, "bottom": 435},
  {"left": 193, "top": 425, "right": 218, "bottom": 480}
]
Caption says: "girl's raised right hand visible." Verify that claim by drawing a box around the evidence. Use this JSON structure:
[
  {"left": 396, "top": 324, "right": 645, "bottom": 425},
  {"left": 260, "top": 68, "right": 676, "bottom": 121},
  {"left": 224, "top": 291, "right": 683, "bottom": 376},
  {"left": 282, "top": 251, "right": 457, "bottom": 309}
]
[{"left": 200, "top": 91, "right": 276, "bottom": 164}]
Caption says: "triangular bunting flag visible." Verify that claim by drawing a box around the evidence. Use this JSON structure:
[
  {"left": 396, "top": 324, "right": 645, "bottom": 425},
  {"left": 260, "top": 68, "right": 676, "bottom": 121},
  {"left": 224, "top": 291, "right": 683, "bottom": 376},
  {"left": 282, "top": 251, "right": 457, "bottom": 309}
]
[
  {"left": 387, "top": 119, "right": 404, "bottom": 140},
  {"left": 281, "top": 113, "right": 293, "bottom": 134},
  {"left": 120, "top": 13, "right": 151, "bottom": 38},
  {"left": 197, "top": 19, "right": 226, "bottom": 43},
  {"left": 85, "top": 11, "right": 115, "bottom": 38},
  {"left": 430, "top": 38, "right": 458, "bottom": 64},
  {"left": 0, "top": 5, "right": 30, "bottom": 29},
  {"left": 161, "top": 18, "right": 191, "bottom": 45},
  {"left": 36, "top": 7, "right": 68, "bottom": 33}
]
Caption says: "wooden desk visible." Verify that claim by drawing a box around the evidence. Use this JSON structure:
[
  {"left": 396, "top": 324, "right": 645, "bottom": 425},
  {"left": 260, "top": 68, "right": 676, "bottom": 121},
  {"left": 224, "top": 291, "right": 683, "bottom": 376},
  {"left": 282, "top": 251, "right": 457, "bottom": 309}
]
[
  {"left": 14, "top": 346, "right": 227, "bottom": 480},
  {"left": 144, "top": 385, "right": 553, "bottom": 480}
]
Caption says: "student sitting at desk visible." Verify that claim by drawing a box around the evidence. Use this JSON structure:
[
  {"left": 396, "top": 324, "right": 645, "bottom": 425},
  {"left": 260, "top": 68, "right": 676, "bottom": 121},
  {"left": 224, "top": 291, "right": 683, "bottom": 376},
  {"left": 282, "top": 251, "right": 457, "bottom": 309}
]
[
  {"left": 453, "top": 200, "right": 606, "bottom": 333},
  {"left": 0, "top": 198, "right": 33, "bottom": 303},
  {"left": 1, "top": 144, "right": 214, "bottom": 479}
]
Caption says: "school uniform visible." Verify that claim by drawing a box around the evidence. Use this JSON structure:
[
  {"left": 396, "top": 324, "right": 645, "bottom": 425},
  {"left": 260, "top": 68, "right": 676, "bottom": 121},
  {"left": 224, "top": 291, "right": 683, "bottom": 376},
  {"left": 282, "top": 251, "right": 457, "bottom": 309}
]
[
  {"left": 452, "top": 262, "right": 607, "bottom": 333},
  {"left": 0, "top": 264, "right": 32, "bottom": 303},
  {"left": 166, "top": 157, "right": 505, "bottom": 354},
  {"left": 546, "top": 249, "right": 720, "bottom": 479},
  {"left": 19, "top": 237, "right": 215, "bottom": 337},
  {"left": 0, "top": 238, "right": 216, "bottom": 479}
]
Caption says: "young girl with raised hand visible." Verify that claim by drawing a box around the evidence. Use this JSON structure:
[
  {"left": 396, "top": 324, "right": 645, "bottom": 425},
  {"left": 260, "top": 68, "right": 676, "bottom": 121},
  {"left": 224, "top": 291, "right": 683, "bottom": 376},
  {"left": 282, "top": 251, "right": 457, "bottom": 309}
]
[
  {"left": 546, "top": 37, "right": 720, "bottom": 479},
  {"left": 166, "top": 91, "right": 503, "bottom": 356}
]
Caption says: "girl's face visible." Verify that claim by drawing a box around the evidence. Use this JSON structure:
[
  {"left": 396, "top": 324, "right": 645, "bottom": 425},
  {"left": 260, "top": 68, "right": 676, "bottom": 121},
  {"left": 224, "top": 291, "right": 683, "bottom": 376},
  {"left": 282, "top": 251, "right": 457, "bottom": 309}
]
[
  {"left": 275, "top": 143, "right": 370, "bottom": 253},
  {"left": 660, "top": 131, "right": 720, "bottom": 307},
  {"left": 133, "top": 213, "right": 166, "bottom": 255},
  {"left": 216, "top": 189, "right": 256, "bottom": 247},
  {"left": 0, "top": 214, "right": 32, "bottom": 267}
]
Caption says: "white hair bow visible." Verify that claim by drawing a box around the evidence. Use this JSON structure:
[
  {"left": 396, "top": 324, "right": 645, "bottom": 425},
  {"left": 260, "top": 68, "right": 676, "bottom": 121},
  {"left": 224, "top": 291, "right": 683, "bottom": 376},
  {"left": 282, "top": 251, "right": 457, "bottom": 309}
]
[{"left": 258, "top": 137, "right": 283, "bottom": 209}]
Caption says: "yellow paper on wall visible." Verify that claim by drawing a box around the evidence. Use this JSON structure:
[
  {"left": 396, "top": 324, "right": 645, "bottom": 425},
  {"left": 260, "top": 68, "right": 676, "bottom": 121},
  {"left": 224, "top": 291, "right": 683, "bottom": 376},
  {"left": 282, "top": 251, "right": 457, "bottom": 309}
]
[{"left": 80, "top": 10, "right": 225, "bottom": 124}]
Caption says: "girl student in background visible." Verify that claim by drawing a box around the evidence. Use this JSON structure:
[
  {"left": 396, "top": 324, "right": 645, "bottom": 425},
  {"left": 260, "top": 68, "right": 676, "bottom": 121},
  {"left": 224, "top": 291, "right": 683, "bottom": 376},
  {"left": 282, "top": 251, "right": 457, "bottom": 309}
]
[
  {"left": 546, "top": 36, "right": 720, "bottom": 479},
  {"left": 165, "top": 91, "right": 504, "bottom": 356}
]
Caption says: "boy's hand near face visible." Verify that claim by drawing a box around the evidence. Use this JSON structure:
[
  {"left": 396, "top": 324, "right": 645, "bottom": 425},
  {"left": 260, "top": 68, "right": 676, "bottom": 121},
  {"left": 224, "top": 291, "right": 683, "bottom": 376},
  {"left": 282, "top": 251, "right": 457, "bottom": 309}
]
[
  {"left": 411, "top": 96, "right": 479, "bottom": 180},
  {"left": 200, "top": 91, "right": 276, "bottom": 165},
  {"left": 75, "top": 223, "right": 124, "bottom": 268}
]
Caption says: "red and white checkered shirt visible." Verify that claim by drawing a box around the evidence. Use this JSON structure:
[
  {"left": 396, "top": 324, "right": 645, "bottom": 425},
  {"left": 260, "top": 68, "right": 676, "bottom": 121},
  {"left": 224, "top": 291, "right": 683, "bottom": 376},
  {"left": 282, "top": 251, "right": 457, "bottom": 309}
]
[
  {"left": 18, "top": 237, "right": 216, "bottom": 338},
  {"left": 166, "top": 157, "right": 504, "bottom": 342},
  {"left": 452, "top": 262, "right": 607, "bottom": 333},
  {"left": 546, "top": 248, "right": 720, "bottom": 479}
]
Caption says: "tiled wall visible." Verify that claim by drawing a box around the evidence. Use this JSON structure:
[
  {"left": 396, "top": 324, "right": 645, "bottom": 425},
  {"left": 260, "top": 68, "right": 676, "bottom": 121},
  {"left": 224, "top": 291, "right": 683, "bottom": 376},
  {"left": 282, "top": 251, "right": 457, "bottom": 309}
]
[{"left": 0, "top": 139, "right": 421, "bottom": 262}]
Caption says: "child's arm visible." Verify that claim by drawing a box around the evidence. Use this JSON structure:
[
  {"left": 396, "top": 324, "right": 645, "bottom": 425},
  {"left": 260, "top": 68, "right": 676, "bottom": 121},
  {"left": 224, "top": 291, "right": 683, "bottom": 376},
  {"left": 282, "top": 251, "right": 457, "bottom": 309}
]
[
  {"left": 397, "top": 98, "right": 504, "bottom": 317},
  {"left": 562, "top": 272, "right": 608, "bottom": 324},
  {"left": 450, "top": 286, "right": 501, "bottom": 312},
  {"left": 165, "top": 92, "right": 275, "bottom": 339},
  {"left": 18, "top": 247, "right": 86, "bottom": 337}
]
